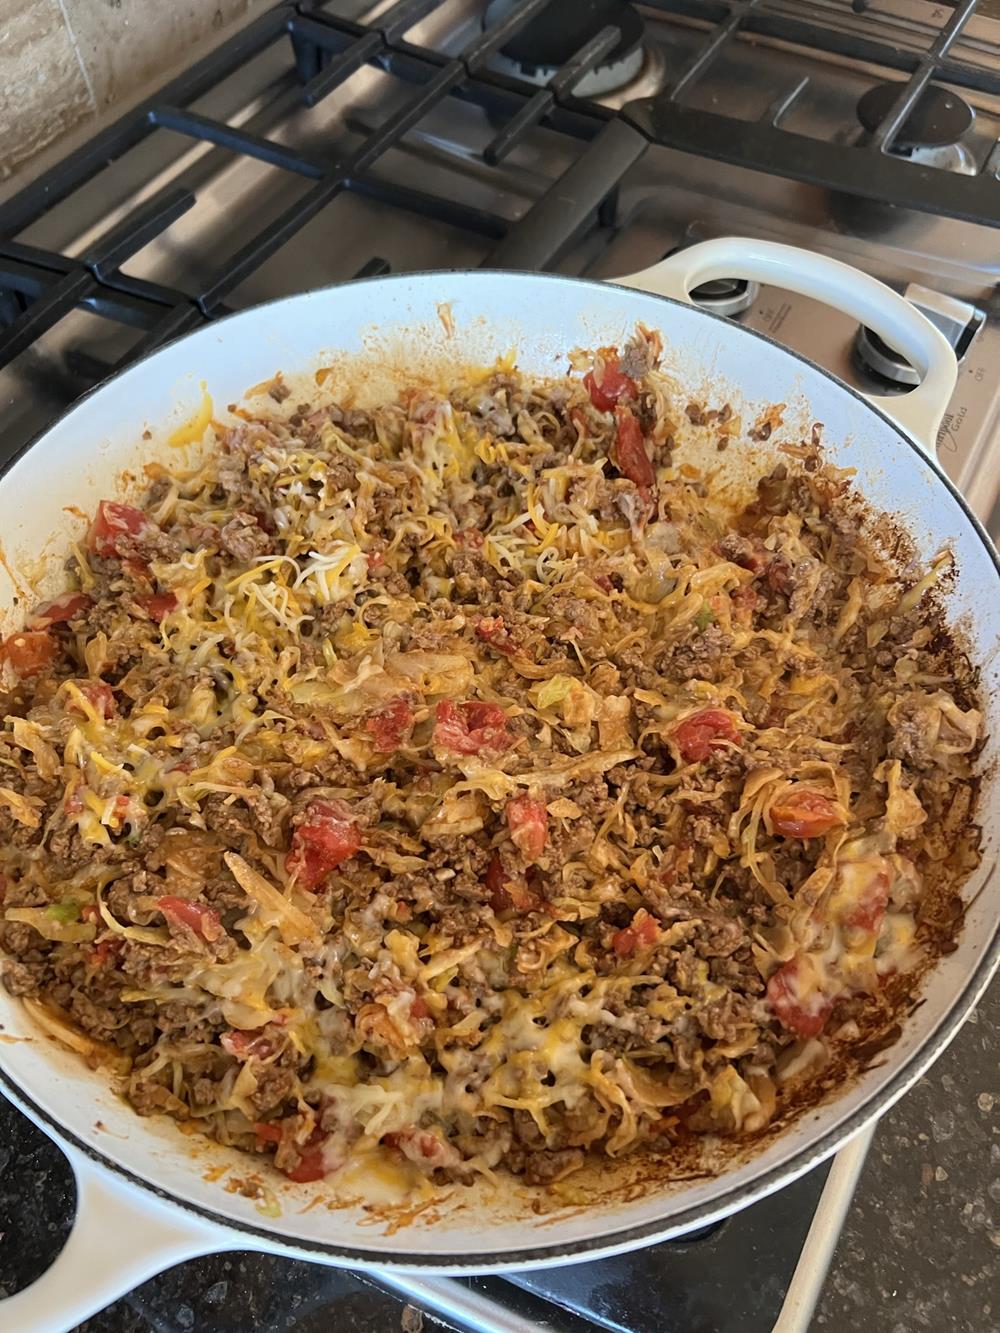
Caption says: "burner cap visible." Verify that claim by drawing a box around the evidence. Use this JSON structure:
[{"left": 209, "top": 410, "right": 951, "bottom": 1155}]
[
  {"left": 689, "top": 277, "right": 759, "bottom": 319},
  {"left": 854, "top": 325, "right": 918, "bottom": 387},
  {"left": 485, "top": 0, "right": 646, "bottom": 97},
  {"left": 856, "top": 82, "right": 975, "bottom": 151}
]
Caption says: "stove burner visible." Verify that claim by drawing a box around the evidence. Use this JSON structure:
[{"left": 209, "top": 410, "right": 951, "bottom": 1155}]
[
  {"left": 856, "top": 82, "right": 977, "bottom": 175},
  {"left": 485, "top": 0, "right": 647, "bottom": 98},
  {"left": 689, "top": 277, "right": 759, "bottom": 319},
  {"left": 854, "top": 325, "right": 917, "bottom": 387},
  {"left": 854, "top": 284, "right": 986, "bottom": 388}
]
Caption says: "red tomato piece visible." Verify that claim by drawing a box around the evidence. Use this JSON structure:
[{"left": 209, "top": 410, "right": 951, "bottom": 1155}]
[
  {"left": 475, "top": 615, "right": 516, "bottom": 656},
  {"left": 254, "top": 1121, "right": 283, "bottom": 1147},
  {"left": 612, "top": 910, "right": 659, "bottom": 958},
  {"left": 157, "top": 895, "right": 223, "bottom": 942},
  {"left": 221, "top": 1030, "right": 274, "bottom": 1061},
  {"left": 384, "top": 1127, "right": 458, "bottom": 1170},
  {"left": 137, "top": 592, "right": 177, "bottom": 623},
  {"left": 485, "top": 852, "right": 506, "bottom": 909},
  {"left": 1, "top": 630, "right": 57, "bottom": 677},
  {"left": 674, "top": 708, "right": 740, "bottom": 763},
  {"left": 583, "top": 351, "right": 637, "bottom": 413},
  {"left": 285, "top": 799, "right": 362, "bottom": 890},
  {"left": 506, "top": 794, "right": 547, "bottom": 861},
  {"left": 87, "top": 937, "right": 123, "bottom": 969},
  {"left": 766, "top": 958, "right": 833, "bottom": 1038},
  {"left": 90, "top": 501, "right": 149, "bottom": 558},
  {"left": 410, "top": 995, "right": 430, "bottom": 1019},
  {"left": 485, "top": 853, "right": 540, "bottom": 914},
  {"left": 612, "top": 405, "right": 655, "bottom": 490},
  {"left": 70, "top": 682, "right": 116, "bottom": 719},
  {"left": 843, "top": 870, "right": 891, "bottom": 935},
  {"left": 769, "top": 789, "right": 842, "bottom": 839},
  {"left": 364, "top": 696, "right": 414, "bottom": 753},
  {"left": 30, "top": 592, "right": 93, "bottom": 628},
  {"left": 284, "top": 1135, "right": 331, "bottom": 1183},
  {"left": 366, "top": 549, "right": 385, "bottom": 570},
  {"left": 434, "top": 699, "right": 514, "bottom": 756}
]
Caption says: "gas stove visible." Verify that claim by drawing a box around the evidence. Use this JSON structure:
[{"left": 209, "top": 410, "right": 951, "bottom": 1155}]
[{"left": 0, "top": 2, "right": 997, "bottom": 1330}]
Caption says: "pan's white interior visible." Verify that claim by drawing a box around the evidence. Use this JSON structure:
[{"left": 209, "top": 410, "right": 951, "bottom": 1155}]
[{"left": 0, "top": 272, "right": 997, "bottom": 1264}]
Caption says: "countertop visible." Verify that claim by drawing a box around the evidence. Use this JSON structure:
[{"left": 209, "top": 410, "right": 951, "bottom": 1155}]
[
  {"left": 0, "top": 976, "right": 995, "bottom": 1331},
  {"left": 814, "top": 979, "right": 999, "bottom": 1333}
]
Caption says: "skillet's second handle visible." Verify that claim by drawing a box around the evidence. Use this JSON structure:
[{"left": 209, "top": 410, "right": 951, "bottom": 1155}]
[
  {"left": 615, "top": 237, "right": 958, "bottom": 461},
  {"left": 0, "top": 1142, "right": 233, "bottom": 1333}
]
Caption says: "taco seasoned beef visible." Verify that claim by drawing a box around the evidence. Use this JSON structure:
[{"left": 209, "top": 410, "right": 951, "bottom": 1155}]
[{"left": 0, "top": 332, "right": 982, "bottom": 1189}]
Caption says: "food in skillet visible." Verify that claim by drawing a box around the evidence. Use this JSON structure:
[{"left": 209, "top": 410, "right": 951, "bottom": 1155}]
[{"left": 0, "top": 331, "right": 982, "bottom": 1191}]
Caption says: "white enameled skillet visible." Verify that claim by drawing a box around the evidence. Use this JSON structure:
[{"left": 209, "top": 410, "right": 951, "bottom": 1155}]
[{"left": 0, "top": 239, "right": 996, "bottom": 1332}]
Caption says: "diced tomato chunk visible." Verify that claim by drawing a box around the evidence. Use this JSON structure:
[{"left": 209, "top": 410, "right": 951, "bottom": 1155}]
[
  {"left": 157, "top": 895, "right": 222, "bottom": 942},
  {"left": 30, "top": 591, "right": 92, "bottom": 628},
  {"left": 90, "top": 501, "right": 149, "bottom": 558},
  {"left": 1, "top": 629, "right": 57, "bottom": 677},
  {"left": 612, "top": 910, "right": 659, "bottom": 958},
  {"left": 285, "top": 799, "right": 362, "bottom": 890},
  {"left": 364, "top": 696, "right": 413, "bottom": 753},
  {"left": 583, "top": 351, "right": 637, "bottom": 413},
  {"left": 69, "top": 681, "right": 116, "bottom": 719},
  {"left": 137, "top": 592, "right": 177, "bottom": 623},
  {"left": 485, "top": 852, "right": 506, "bottom": 908},
  {"left": 124, "top": 558, "right": 151, "bottom": 581},
  {"left": 485, "top": 853, "right": 539, "bottom": 914},
  {"left": 766, "top": 957, "right": 833, "bottom": 1038},
  {"left": 433, "top": 699, "right": 514, "bottom": 756},
  {"left": 769, "top": 789, "right": 842, "bottom": 839},
  {"left": 221, "top": 1030, "right": 274, "bottom": 1061},
  {"left": 285, "top": 1153, "right": 329, "bottom": 1183},
  {"left": 284, "top": 1138, "right": 331, "bottom": 1183},
  {"left": 410, "top": 995, "right": 430, "bottom": 1019},
  {"left": 843, "top": 870, "right": 891, "bottom": 935},
  {"left": 383, "top": 1127, "right": 458, "bottom": 1170},
  {"left": 506, "top": 793, "right": 547, "bottom": 860},
  {"left": 254, "top": 1121, "right": 283, "bottom": 1147},
  {"left": 674, "top": 708, "right": 740, "bottom": 763},
  {"left": 366, "top": 549, "right": 385, "bottom": 570},
  {"left": 613, "top": 405, "right": 655, "bottom": 490},
  {"left": 476, "top": 615, "right": 516, "bottom": 656},
  {"left": 87, "top": 936, "right": 122, "bottom": 969}
]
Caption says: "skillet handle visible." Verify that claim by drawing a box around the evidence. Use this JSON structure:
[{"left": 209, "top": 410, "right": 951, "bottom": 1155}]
[
  {"left": 0, "top": 1141, "right": 233, "bottom": 1333},
  {"left": 615, "top": 237, "right": 958, "bottom": 460}
]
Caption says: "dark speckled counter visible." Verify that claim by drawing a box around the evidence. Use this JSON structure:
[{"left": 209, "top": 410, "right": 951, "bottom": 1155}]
[
  {"left": 814, "top": 980, "right": 999, "bottom": 1333},
  {"left": 0, "top": 978, "right": 995, "bottom": 1332}
]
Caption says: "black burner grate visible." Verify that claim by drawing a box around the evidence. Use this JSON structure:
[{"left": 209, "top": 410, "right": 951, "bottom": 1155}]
[
  {"left": 0, "top": 0, "right": 610, "bottom": 380},
  {"left": 0, "top": 0, "right": 997, "bottom": 383}
]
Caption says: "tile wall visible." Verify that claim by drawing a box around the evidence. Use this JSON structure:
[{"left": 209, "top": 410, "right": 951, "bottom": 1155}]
[{"left": 0, "top": 0, "right": 255, "bottom": 178}]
